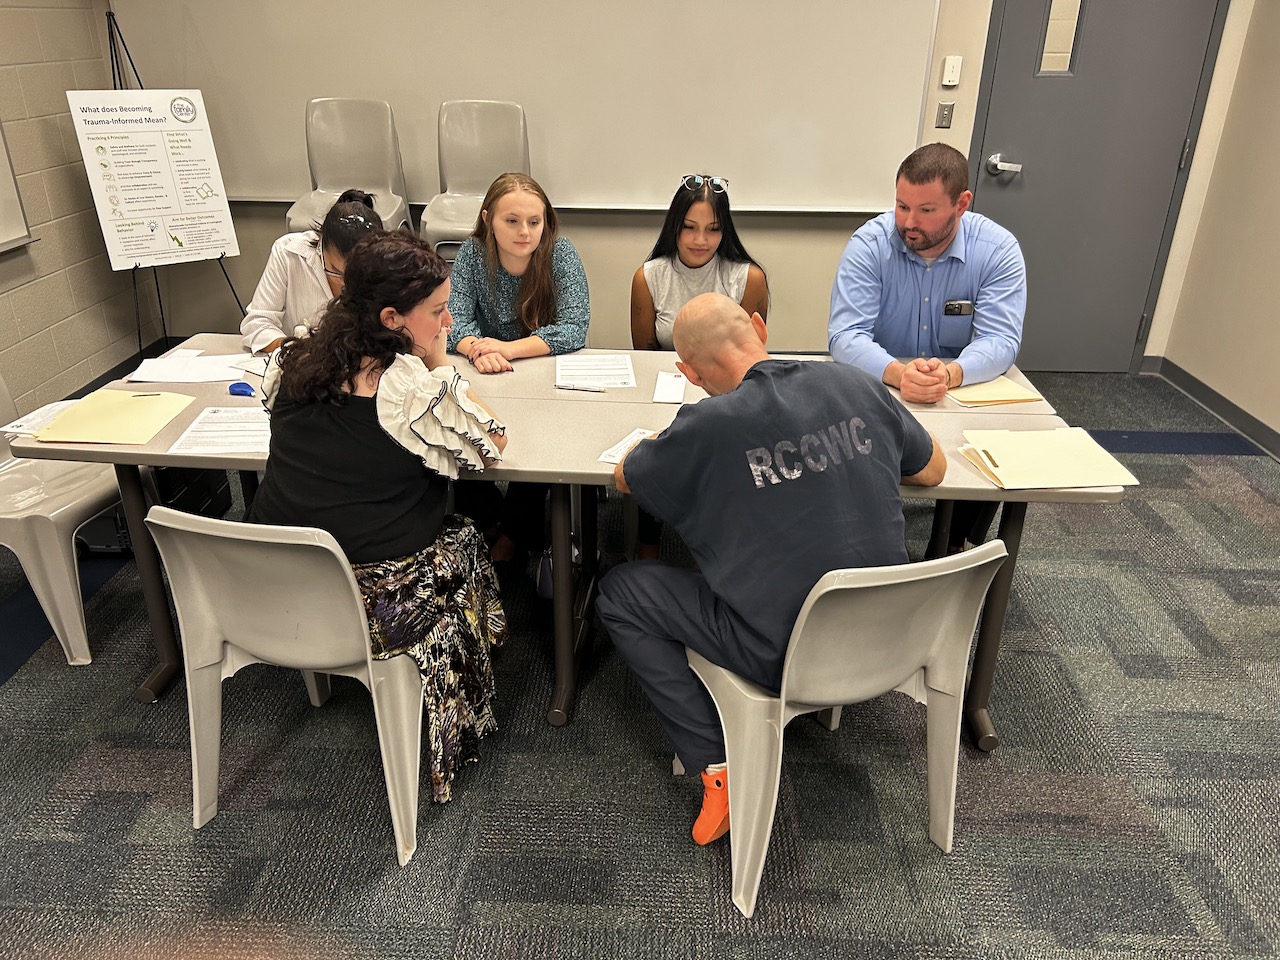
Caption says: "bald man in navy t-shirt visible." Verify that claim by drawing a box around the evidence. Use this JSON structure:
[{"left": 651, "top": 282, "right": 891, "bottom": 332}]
[{"left": 598, "top": 292, "right": 946, "bottom": 847}]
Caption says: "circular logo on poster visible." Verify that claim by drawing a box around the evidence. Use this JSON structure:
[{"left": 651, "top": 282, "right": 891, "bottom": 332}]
[{"left": 170, "top": 97, "right": 198, "bottom": 123}]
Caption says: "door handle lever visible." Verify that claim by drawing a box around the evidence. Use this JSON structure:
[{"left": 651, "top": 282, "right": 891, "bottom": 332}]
[{"left": 986, "top": 153, "right": 1023, "bottom": 176}]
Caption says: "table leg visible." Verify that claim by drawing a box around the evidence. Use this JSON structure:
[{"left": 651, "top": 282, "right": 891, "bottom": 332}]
[
  {"left": 964, "top": 501, "right": 1026, "bottom": 752},
  {"left": 547, "top": 484, "right": 576, "bottom": 726},
  {"left": 573, "top": 484, "right": 600, "bottom": 648},
  {"left": 115, "top": 464, "right": 180, "bottom": 703},
  {"left": 238, "top": 470, "right": 259, "bottom": 512},
  {"left": 926, "top": 500, "right": 955, "bottom": 559},
  {"left": 545, "top": 484, "right": 602, "bottom": 726},
  {"left": 578, "top": 486, "right": 598, "bottom": 584}
]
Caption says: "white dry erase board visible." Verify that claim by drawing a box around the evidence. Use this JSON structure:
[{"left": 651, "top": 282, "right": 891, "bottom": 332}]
[
  {"left": 0, "top": 123, "right": 33, "bottom": 254},
  {"left": 106, "top": 0, "right": 939, "bottom": 212}
]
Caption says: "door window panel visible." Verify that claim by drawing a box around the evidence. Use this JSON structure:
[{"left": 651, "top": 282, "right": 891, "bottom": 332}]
[{"left": 1039, "top": 0, "right": 1083, "bottom": 75}]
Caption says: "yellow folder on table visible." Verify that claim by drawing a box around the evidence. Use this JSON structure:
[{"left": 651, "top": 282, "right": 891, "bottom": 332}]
[
  {"left": 34, "top": 389, "right": 194, "bottom": 444},
  {"left": 948, "top": 375, "right": 1043, "bottom": 406},
  {"left": 960, "top": 427, "right": 1139, "bottom": 490}
]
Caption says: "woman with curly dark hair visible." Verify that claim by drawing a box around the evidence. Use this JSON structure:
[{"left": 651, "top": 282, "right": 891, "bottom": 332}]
[{"left": 249, "top": 231, "right": 508, "bottom": 802}]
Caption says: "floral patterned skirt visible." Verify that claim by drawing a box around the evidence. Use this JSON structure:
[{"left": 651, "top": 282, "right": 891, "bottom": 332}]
[{"left": 350, "top": 516, "right": 506, "bottom": 804}]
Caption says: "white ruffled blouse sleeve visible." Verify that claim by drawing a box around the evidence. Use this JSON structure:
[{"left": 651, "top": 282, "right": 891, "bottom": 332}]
[
  {"left": 375, "top": 354, "right": 505, "bottom": 479},
  {"left": 261, "top": 353, "right": 284, "bottom": 410}
]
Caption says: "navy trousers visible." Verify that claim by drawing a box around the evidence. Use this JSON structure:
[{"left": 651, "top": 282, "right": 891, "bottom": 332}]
[{"left": 597, "top": 561, "right": 786, "bottom": 775}]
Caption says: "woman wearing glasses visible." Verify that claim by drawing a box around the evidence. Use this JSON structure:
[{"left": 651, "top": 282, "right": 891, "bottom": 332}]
[
  {"left": 629, "top": 174, "right": 769, "bottom": 559},
  {"left": 249, "top": 232, "right": 508, "bottom": 804},
  {"left": 447, "top": 172, "right": 590, "bottom": 564},
  {"left": 239, "top": 188, "right": 384, "bottom": 354}
]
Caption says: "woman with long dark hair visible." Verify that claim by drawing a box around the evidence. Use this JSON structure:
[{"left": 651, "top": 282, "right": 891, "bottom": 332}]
[
  {"left": 630, "top": 175, "right": 768, "bottom": 352},
  {"left": 629, "top": 175, "right": 769, "bottom": 558}
]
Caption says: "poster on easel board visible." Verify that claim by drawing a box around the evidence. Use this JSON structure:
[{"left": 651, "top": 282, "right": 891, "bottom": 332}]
[{"left": 66, "top": 89, "right": 239, "bottom": 271}]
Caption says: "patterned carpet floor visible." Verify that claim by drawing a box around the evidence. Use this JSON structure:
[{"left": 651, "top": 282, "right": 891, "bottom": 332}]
[{"left": 0, "top": 371, "right": 1276, "bottom": 959}]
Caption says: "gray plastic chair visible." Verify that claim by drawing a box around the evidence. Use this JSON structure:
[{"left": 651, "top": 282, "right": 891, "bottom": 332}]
[
  {"left": 420, "top": 100, "right": 529, "bottom": 260},
  {"left": 684, "top": 540, "right": 1008, "bottom": 918},
  {"left": 0, "top": 376, "right": 121, "bottom": 665},
  {"left": 286, "top": 98, "right": 412, "bottom": 234},
  {"left": 144, "top": 505, "right": 425, "bottom": 867}
]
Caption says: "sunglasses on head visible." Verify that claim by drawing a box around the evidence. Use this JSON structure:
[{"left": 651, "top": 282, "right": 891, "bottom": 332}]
[{"left": 681, "top": 175, "right": 729, "bottom": 194}]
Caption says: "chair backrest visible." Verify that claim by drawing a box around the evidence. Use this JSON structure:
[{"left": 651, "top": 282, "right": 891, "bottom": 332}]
[
  {"left": 0, "top": 374, "right": 17, "bottom": 461},
  {"left": 144, "top": 505, "right": 373, "bottom": 674},
  {"left": 437, "top": 100, "right": 530, "bottom": 195},
  {"left": 780, "top": 540, "right": 1008, "bottom": 707},
  {"left": 0, "top": 373, "right": 16, "bottom": 426},
  {"left": 306, "top": 98, "right": 406, "bottom": 196}
]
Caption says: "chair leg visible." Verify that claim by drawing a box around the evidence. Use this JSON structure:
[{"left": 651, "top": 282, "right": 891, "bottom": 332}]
[
  {"left": 17, "top": 519, "right": 92, "bottom": 665},
  {"left": 815, "top": 706, "right": 842, "bottom": 731},
  {"left": 302, "top": 670, "right": 332, "bottom": 707},
  {"left": 925, "top": 686, "right": 964, "bottom": 852},
  {"left": 186, "top": 661, "right": 225, "bottom": 829},
  {"left": 622, "top": 494, "right": 639, "bottom": 560},
  {"left": 722, "top": 716, "right": 786, "bottom": 919},
  {"left": 368, "top": 655, "right": 424, "bottom": 866}
]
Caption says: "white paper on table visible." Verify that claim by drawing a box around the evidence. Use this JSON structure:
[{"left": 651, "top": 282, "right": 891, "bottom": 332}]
[
  {"left": 1, "top": 399, "right": 79, "bottom": 435},
  {"left": 598, "top": 427, "right": 660, "bottom": 464},
  {"left": 652, "top": 370, "right": 687, "bottom": 404},
  {"left": 127, "top": 355, "right": 246, "bottom": 383},
  {"left": 167, "top": 406, "right": 271, "bottom": 456},
  {"left": 556, "top": 354, "right": 636, "bottom": 389},
  {"left": 231, "top": 354, "right": 270, "bottom": 378}
]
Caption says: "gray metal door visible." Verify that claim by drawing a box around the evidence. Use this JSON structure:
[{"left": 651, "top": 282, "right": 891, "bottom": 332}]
[{"left": 970, "top": 0, "right": 1223, "bottom": 371}]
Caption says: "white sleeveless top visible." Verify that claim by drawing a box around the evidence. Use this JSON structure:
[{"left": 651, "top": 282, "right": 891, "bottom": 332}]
[{"left": 642, "top": 255, "right": 750, "bottom": 349}]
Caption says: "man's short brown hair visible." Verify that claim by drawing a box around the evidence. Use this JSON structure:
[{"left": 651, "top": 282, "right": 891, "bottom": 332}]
[{"left": 896, "top": 143, "right": 970, "bottom": 202}]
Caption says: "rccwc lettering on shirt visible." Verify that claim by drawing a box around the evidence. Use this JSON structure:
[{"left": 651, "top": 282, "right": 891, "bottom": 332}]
[{"left": 746, "top": 417, "right": 872, "bottom": 488}]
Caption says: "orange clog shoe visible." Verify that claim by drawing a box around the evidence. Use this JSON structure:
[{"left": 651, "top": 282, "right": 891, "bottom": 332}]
[{"left": 692, "top": 768, "right": 730, "bottom": 845}]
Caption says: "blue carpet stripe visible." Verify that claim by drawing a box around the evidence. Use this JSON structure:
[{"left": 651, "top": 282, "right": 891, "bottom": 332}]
[
  {"left": 1090, "top": 430, "right": 1264, "bottom": 456},
  {"left": 0, "top": 557, "right": 128, "bottom": 684}
]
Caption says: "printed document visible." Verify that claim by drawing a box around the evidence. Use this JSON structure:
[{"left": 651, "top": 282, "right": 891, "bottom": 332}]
[
  {"left": 556, "top": 354, "right": 636, "bottom": 389},
  {"left": 168, "top": 406, "right": 270, "bottom": 456}
]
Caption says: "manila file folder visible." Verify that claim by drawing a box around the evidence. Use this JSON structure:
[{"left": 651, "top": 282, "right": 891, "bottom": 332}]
[
  {"left": 947, "top": 375, "right": 1043, "bottom": 406},
  {"left": 34, "top": 389, "right": 194, "bottom": 445},
  {"left": 960, "top": 427, "right": 1139, "bottom": 489}
]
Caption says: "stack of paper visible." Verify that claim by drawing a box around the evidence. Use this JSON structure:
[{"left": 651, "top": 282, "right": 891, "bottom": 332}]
[
  {"left": 1, "top": 400, "right": 79, "bottom": 436},
  {"left": 127, "top": 353, "right": 246, "bottom": 383},
  {"left": 34, "top": 389, "right": 194, "bottom": 445},
  {"left": 960, "top": 427, "right": 1139, "bottom": 489},
  {"left": 948, "top": 375, "right": 1043, "bottom": 406},
  {"left": 599, "top": 428, "right": 659, "bottom": 464}
]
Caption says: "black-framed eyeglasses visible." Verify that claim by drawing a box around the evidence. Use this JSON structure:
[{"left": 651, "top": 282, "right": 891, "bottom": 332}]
[
  {"left": 321, "top": 254, "right": 343, "bottom": 280},
  {"left": 682, "top": 174, "right": 729, "bottom": 194}
]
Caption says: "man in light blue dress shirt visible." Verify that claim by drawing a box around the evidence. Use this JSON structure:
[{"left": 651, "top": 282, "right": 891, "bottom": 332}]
[
  {"left": 828, "top": 142, "right": 1026, "bottom": 405},
  {"left": 829, "top": 143, "right": 1027, "bottom": 550}
]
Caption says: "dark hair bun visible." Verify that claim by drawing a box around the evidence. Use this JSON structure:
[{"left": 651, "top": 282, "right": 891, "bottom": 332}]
[{"left": 336, "top": 188, "right": 376, "bottom": 209}]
